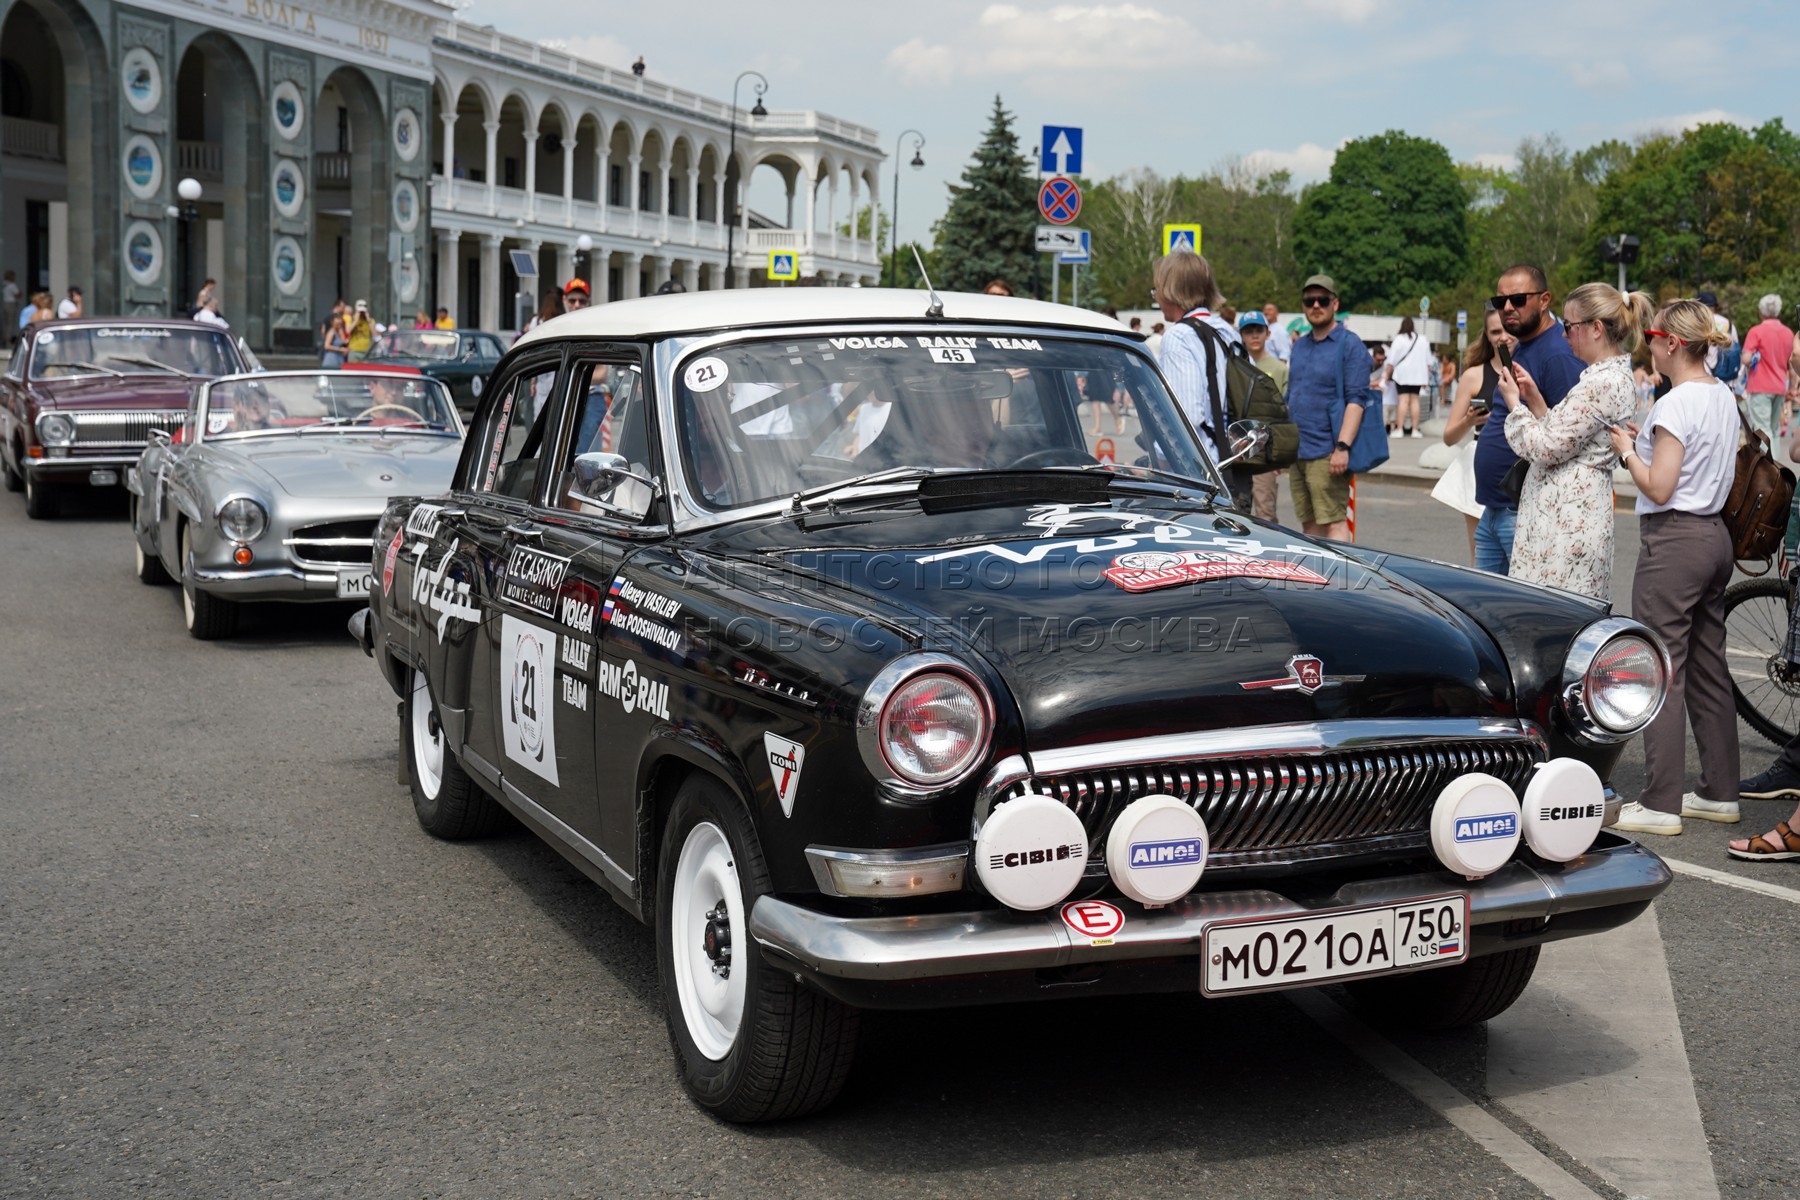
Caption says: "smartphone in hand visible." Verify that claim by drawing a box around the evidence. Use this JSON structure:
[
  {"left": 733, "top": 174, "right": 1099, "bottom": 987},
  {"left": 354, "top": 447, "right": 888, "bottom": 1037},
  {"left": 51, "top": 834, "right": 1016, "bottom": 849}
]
[{"left": 1496, "top": 343, "right": 1514, "bottom": 372}]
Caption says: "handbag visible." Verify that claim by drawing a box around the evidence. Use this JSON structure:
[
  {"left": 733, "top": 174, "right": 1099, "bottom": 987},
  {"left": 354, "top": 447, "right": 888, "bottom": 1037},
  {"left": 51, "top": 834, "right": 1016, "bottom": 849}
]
[
  {"left": 1329, "top": 333, "right": 1390, "bottom": 475},
  {"left": 1722, "top": 407, "right": 1795, "bottom": 572},
  {"left": 1500, "top": 457, "right": 1531, "bottom": 504}
]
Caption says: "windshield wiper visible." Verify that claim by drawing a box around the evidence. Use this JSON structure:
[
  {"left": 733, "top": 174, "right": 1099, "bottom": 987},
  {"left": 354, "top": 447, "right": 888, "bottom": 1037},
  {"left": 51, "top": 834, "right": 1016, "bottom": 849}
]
[
  {"left": 1048, "top": 461, "right": 1224, "bottom": 500},
  {"left": 105, "top": 355, "right": 196, "bottom": 377},
  {"left": 785, "top": 466, "right": 942, "bottom": 514},
  {"left": 55, "top": 360, "right": 125, "bottom": 378}
]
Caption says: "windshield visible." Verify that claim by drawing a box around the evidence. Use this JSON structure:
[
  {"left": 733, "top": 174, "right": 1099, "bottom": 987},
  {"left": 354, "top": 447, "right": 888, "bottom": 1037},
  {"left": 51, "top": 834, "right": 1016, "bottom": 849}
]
[
  {"left": 202, "top": 373, "right": 459, "bottom": 439},
  {"left": 673, "top": 332, "right": 1213, "bottom": 510},
  {"left": 374, "top": 330, "right": 462, "bottom": 360},
  {"left": 30, "top": 325, "right": 240, "bottom": 379}
]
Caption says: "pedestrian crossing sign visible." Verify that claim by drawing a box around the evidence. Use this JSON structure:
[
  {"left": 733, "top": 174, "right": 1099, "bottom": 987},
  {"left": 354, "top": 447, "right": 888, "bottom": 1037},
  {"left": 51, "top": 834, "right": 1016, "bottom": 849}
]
[
  {"left": 768, "top": 252, "right": 799, "bottom": 281},
  {"left": 1163, "top": 224, "right": 1202, "bottom": 256}
]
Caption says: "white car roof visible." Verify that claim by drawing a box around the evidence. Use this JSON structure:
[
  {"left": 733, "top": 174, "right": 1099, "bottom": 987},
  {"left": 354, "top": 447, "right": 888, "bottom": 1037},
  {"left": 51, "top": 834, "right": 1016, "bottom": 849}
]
[{"left": 512, "top": 288, "right": 1132, "bottom": 349}]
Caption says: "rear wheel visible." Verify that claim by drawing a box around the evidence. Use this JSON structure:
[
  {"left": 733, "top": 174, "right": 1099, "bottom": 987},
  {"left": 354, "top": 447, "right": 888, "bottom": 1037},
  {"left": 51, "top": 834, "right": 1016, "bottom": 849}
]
[
  {"left": 406, "top": 668, "right": 502, "bottom": 838},
  {"left": 131, "top": 499, "right": 171, "bottom": 585},
  {"left": 656, "top": 774, "right": 860, "bottom": 1122},
  {"left": 1724, "top": 575, "right": 1800, "bottom": 747},
  {"left": 22, "top": 471, "right": 57, "bottom": 519},
  {"left": 2, "top": 447, "right": 21, "bottom": 493},
  {"left": 1345, "top": 944, "right": 1541, "bottom": 1029},
  {"left": 180, "top": 525, "right": 237, "bottom": 639}
]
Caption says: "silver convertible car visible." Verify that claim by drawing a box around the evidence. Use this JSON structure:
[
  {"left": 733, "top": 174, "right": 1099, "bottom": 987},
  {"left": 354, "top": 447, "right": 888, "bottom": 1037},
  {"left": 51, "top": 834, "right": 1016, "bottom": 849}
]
[{"left": 128, "top": 370, "right": 464, "bottom": 638}]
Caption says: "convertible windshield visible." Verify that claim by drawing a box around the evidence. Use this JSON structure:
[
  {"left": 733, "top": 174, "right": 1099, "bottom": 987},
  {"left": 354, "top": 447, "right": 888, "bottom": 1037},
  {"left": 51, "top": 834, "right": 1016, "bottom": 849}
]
[
  {"left": 674, "top": 332, "right": 1214, "bottom": 510},
  {"left": 374, "top": 330, "right": 462, "bottom": 360},
  {"left": 203, "top": 374, "right": 458, "bottom": 438},
  {"left": 31, "top": 325, "right": 238, "bottom": 379}
]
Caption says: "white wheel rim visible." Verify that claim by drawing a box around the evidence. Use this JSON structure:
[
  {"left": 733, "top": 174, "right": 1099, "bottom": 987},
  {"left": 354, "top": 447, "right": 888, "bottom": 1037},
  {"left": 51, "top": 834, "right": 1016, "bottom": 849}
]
[
  {"left": 410, "top": 670, "right": 445, "bottom": 799},
  {"left": 180, "top": 529, "right": 196, "bottom": 627},
  {"left": 134, "top": 538, "right": 147, "bottom": 575},
  {"left": 670, "top": 820, "right": 747, "bottom": 1061}
]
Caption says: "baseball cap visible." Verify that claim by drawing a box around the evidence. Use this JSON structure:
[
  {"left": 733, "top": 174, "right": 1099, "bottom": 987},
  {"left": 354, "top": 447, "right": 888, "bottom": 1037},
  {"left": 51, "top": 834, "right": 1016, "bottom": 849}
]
[
  {"left": 1237, "top": 310, "right": 1268, "bottom": 330},
  {"left": 1303, "top": 274, "right": 1338, "bottom": 296},
  {"left": 563, "top": 278, "right": 590, "bottom": 296},
  {"left": 1696, "top": 290, "right": 1718, "bottom": 308}
]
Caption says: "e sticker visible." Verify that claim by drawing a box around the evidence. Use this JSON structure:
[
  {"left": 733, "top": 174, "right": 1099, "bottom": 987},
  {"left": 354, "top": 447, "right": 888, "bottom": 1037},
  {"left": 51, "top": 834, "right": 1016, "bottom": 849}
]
[{"left": 683, "top": 356, "right": 728, "bottom": 392}]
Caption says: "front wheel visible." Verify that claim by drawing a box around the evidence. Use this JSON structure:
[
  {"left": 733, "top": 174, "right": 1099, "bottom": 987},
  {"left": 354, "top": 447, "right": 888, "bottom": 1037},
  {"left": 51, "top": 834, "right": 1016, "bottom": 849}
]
[
  {"left": 2, "top": 449, "right": 21, "bottom": 493},
  {"left": 1724, "top": 575, "right": 1800, "bottom": 747},
  {"left": 656, "top": 774, "right": 859, "bottom": 1122},
  {"left": 1345, "top": 944, "right": 1541, "bottom": 1029},
  {"left": 406, "top": 667, "right": 502, "bottom": 838},
  {"left": 180, "top": 525, "right": 237, "bottom": 639},
  {"left": 131, "top": 499, "right": 171, "bottom": 585},
  {"left": 22, "top": 471, "right": 57, "bottom": 519}
]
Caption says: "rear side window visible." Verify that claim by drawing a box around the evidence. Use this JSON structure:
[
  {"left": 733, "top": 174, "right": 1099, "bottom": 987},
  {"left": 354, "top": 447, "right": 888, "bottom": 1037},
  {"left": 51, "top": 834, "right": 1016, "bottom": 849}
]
[{"left": 476, "top": 364, "right": 561, "bottom": 501}]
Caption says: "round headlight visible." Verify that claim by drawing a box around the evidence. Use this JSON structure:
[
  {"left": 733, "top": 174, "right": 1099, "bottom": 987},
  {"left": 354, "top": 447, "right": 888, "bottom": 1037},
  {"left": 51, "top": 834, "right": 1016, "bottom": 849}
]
[
  {"left": 217, "top": 497, "right": 268, "bottom": 544},
  {"left": 880, "top": 672, "right": 991, "bottom": 786},
  {"left": 1585, "top": 635, "right": 1665, "bottom": 732},
  {"left": 36, "top": 412, "right": 75, "bottom": 448}
]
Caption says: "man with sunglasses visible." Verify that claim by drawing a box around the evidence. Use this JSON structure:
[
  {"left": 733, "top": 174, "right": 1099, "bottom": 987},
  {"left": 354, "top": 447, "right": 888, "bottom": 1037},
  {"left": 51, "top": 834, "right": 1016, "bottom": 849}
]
[
  {"left": 1283, "top": 274, "right": 1372, "bottom": 541},
  {"left": 563, "top": 278, "right": 591, "bottom": 311},
  {"left": 1474, "top": 265, "right": 1584, "bottom": 574}
]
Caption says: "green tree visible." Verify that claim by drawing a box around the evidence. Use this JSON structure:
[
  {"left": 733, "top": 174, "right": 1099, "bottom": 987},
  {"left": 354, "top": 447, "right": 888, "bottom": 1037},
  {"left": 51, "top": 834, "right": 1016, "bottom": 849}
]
[
  {"left": 1292, "top": 130, "right": 1470, "bottom": 310},
  {"left": 1085, "top": 168, "right": 1176, "bottom": 310},
  {"left": 932, "top": 96, "right": 1038, "bottom": 294},
  {"left": 1482, "top": 135, "right": 1600, "bottom": 290}
]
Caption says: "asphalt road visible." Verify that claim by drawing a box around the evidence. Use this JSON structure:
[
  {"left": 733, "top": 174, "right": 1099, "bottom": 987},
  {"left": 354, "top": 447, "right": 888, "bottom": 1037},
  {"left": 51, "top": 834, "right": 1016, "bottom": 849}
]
[{"left": 3, "top": 479, "right": 1797, "bottom": 1199}]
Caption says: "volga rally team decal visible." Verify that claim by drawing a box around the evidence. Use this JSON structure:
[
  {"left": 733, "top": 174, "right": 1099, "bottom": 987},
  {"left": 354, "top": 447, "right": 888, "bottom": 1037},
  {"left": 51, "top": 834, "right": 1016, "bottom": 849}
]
[
  {"left": 1103, "top": 550, "right": 1329, "bottom": 593},
  {"left": 499, "top": 615, "right": 559, "bottom": 785}
]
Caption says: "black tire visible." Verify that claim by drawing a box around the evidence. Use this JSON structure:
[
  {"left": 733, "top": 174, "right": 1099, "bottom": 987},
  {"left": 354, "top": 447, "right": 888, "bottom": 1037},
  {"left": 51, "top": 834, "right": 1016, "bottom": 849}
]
[
  {"left": 405, "top": 667, "right": 503, "bottom": 838},
  {"left": 1346, "top": 944, "right": 1541, "bottom": 1030},
  {"left": 2, "top": 448, "right": 20, "bottom": 493},
  {"left": 656, "top": 773, "right": 860, "bottom": 1122},
  {"left": 22, "top": 471, "right": 57, "bottom": 519},
  {"left": 131, "top": 499, "right": 172, "bottom": 586},
  {"left": 1724, "top": 575, "right": 1800, "bottom": 747},
  {"left": 180, "top": 524, "right": 237, "bottom": 639}
]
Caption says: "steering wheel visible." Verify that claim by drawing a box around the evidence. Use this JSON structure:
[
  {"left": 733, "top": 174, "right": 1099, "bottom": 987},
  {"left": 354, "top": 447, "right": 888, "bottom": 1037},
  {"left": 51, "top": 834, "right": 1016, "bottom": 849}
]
[
  {"left": 1010, "top": 446, "right": 1099, "bottom": 469},
  {"left": 354, "top": 403, "right": 428, "bottom": 424}
]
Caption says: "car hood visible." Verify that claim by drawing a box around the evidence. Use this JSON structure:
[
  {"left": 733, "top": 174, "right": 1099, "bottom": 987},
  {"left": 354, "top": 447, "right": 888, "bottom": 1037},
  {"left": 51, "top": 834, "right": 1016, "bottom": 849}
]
[
  {"left": 706, "top": 495, "right": 1514, "bottom": 749},
  {"left": 29, "top": 374, "right": 195, "bottom": 410},
  {"left": 199, "top": 435, "right": 462, "bottom": 500}
]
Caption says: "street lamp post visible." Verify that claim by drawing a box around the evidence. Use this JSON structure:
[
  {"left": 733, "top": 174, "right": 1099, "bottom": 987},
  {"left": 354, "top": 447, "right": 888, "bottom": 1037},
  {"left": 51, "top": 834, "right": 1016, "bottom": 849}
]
[
  {"left": 170, "top": 177, "right": 202, "bottom": 315},
  {"left": 723, "top": 70, "right": 768, "bottom": 290},
  {"left": 575, "top": 233, "right": 593, "bottom": 289},
  {"left": 888, "top": 130, "right": 924, "bottom": 288}
]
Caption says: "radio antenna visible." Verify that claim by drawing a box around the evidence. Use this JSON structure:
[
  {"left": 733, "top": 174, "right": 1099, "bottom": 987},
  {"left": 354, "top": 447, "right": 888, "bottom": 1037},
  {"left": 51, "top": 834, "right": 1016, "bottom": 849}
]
[{"left": 911, "top": 246, "right": 944, "bottom": 319}]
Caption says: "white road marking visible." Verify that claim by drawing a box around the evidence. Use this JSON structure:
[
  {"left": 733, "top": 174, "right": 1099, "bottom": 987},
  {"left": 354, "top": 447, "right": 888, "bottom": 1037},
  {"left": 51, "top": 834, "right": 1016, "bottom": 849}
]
[
  {"left": 1487, "top": 909, "right": 1719, "bottom": 1200},
  {"left": 1288, "top": 990, "right": 1607, "bottom": 1200},
  {"left": 1661, "top": 853, "right": 1800, "bottom": 905}
]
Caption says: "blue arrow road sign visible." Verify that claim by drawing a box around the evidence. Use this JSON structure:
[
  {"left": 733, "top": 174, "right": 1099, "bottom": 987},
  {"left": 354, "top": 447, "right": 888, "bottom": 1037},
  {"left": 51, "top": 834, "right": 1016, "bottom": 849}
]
[
  {"left": 1058, "top": 230, "right": 1091, "bottom": 265},
  {"left": 1040, "top": 125, "right": 1083, "bottom": 176}
]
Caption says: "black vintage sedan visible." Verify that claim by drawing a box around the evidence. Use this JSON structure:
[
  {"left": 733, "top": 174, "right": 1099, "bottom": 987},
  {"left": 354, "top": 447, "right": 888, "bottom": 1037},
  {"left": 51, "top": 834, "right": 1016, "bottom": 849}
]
[
  {"left": 363, "top": 327, "right": 505, "bottom": 414},
  {"left": 353, "top": 289, "right": 1674, "bottom": 1122}
]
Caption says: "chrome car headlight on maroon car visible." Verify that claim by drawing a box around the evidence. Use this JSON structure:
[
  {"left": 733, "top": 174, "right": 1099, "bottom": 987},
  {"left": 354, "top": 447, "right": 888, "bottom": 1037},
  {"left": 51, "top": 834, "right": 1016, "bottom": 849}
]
[
  {"left": 1561, "top": 618, "right": 1669, "bottom": 742},
  {"left": 35, "top": 412, "right": 75, "bottom": 448},
  {"left": 217, "top": 496, "right": 268, "bottom": 544},
  {"left": 857, "top": 653, "right": 993, "bottom": 791}
]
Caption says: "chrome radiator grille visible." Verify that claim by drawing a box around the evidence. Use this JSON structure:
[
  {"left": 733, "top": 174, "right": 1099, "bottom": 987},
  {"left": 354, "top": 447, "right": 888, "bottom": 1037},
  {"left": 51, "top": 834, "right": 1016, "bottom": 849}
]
[
  {"left": 998, "top": 737, "right": 1545, "bottom": 871},
  {"left": 286, "top": 520, "right": 377, "bottom": 567},
  {"left": 70, "top": 410, "right": 184, "bottom": 448}
]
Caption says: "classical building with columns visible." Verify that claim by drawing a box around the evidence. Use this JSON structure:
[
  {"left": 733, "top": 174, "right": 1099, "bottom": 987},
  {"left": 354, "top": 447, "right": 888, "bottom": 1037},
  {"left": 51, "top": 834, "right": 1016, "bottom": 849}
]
[{"left": 1, "top": 0, "right": 884, "bottom": 348}]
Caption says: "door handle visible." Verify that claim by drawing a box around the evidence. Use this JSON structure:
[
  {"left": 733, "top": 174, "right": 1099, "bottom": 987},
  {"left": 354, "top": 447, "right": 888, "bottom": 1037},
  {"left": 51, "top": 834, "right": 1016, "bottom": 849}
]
[{"left": 504, "top": 523, "right": 542, "bottom": 539}]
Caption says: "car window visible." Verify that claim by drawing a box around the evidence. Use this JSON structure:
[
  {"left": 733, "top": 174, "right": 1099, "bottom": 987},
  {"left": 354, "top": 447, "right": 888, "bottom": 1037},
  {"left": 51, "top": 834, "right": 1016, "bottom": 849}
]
[
  {"left": 477, "top": 337, "right": 502, "bottom": 362},
  {"left": 556, "top": 357, "right": 653, "bottom": 519},
  {"left": 6, "top": 339, "right": 23, "bottom": 379},
  {"left": 478, "top": 364, "right": 561, "bottom": 502},
  {"left": 27, "top": 325, "right": 238, "bottom": 379}
]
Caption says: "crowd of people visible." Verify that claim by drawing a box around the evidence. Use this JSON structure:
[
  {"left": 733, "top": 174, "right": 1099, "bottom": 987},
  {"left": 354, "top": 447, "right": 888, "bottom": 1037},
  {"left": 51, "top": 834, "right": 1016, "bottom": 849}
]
[{"left": 1148, "top": 247, "right": 1800, "bottom": 864}]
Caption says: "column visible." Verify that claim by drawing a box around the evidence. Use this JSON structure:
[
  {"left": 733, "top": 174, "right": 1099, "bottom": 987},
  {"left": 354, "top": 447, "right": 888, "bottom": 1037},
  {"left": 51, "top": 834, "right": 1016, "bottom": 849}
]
[
  {"left": 435, "top": 228, "right": 459, "bottom": 325},
  {"left": 479, "top": 233, "right": 502, "bottom": 331},
  {"left": 622, "top": 251, "right": 643, "bottom": 299},
  {"left": 713, "top": 175, "right": 727, "bottom": 249},
  {"left": 594, "top": 251, "right": 611, "bottom": 304},
  {"left": 681, "top": 260, "right": 699, "bottom": 293},
  {"left": 438, "top": 111, "right": 458, "bottom": 178},
  {"left": 827, "top": 176, "right": 839, "bottom": 261},
  {"left": 627, "top": 154, "right": 642, "bottom": 238},
  {"left": 522, "top": 129, "right": 539, "bottom": 221},
  {"left": 483, "top": 121, "right": 499, "bottom": 215},
  {"left": 806, "top": 171, "right": 820, "bottom": 255},
  {"left": 658, "top": 157, "right": 673, "bottom": 240},
  {"left": 596, "top": 146, "right": 611, "bottom": 233},
  {"left": 685, "top": 168, "right": 700, "bottom": 243},
  {"left": 846, "top": 174, "right": 859, "bottom": 262},
  {"left": 562, "top": 138, "right": 576, "bottom": 226}
]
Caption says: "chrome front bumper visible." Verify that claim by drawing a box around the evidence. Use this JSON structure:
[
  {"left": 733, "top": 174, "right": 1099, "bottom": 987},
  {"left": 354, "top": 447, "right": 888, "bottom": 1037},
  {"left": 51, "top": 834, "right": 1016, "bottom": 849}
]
[
  {"left": 751, "top": 834, "right": 1670, "bottom": 989},
  {"left": 27, "top": 453, "right": 140, "bottom": 480},
  {"left": 190, "top": 563, "right": 364, "bottom": 600}
]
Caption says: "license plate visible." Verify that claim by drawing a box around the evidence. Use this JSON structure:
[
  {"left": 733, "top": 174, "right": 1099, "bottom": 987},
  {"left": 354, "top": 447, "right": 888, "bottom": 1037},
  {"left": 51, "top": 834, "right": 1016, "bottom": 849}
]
[
  {"left": 1201, "top": 893, "right": 1469, "bottom": 997},
  {"left": 89, "top": 469, "right": 118, "bottom": 487},
  {"left": 336, "top": 568, "right": 374, "bottom": 599}
]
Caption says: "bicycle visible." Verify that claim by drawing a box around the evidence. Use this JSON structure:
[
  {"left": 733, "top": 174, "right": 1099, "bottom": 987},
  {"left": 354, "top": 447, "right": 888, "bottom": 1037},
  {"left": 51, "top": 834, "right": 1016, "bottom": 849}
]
[{"left": 1725, "top": 542, "right": 1800, "bottom": 747}]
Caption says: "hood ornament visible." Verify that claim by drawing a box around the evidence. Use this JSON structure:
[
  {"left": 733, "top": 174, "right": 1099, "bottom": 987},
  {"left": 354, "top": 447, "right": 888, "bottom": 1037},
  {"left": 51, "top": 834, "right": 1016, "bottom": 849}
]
[{"left": 1239, "top": 655, "right": 1365, "bottom": 696}]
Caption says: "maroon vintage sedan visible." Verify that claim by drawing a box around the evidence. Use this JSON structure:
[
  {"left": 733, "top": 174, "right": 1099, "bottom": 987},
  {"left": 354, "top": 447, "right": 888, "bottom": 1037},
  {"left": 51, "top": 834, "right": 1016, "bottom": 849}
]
[{"left": 2, "top": 318, "right": 255, "bottom": 518}]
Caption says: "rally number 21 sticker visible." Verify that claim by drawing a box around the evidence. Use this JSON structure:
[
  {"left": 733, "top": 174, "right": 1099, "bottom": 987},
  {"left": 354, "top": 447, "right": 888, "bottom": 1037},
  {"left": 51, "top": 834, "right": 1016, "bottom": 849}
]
[{"left": 683, "top": 356, "right": 728, "bottom": 392}]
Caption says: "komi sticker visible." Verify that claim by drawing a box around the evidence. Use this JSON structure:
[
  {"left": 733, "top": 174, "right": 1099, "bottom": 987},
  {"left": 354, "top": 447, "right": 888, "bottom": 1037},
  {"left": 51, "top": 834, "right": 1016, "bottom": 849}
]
[
  {"left": 764, "top": 732, "right": 805, "bottom": 817},
  {"left": 683, "top": 356, "right": 728, "bottom": 393}
]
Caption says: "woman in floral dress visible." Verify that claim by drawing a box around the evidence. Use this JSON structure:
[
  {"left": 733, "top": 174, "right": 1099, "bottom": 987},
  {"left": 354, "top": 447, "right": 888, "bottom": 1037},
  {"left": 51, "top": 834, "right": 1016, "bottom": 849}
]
[{"left": 1497, "top": 283, "right": 1656, "bottom": 601}]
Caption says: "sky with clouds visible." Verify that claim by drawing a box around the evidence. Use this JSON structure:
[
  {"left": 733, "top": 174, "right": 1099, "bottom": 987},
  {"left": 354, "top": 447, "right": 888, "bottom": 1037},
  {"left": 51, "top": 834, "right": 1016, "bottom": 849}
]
[{"left": 480, "top": 0, "right": 1799, "bottom": 249}]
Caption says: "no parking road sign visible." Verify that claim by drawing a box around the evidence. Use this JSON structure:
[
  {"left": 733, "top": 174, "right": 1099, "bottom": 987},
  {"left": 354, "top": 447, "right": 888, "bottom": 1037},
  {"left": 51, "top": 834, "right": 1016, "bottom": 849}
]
[
  {"left": 1163, "top": 224, "right": 1202, "bottom": 256},
  {"left": 1039, "top": 176, "right": 1081, "bottom": 225},
  {"left": 768, "top": 251, "right": 798, "bottom": 281}
]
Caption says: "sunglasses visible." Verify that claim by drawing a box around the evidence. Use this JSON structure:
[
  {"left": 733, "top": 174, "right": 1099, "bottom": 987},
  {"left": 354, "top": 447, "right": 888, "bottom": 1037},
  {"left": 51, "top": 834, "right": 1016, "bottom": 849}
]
[
  {"left": 1562, "top": 316, "right": 1593, "bottom": 336},
  {"left": 1645, "top": 328, "right": 1687, "bottom": 346},
  {"left": 1301, "top": 294, "right": 1334, "bottom": 308},
  {"left": 565, "top": 296, "right": 590, "bottom": 308},
  {"left": 1491, "top": 291, "right": 1548, "bottom": 310}
]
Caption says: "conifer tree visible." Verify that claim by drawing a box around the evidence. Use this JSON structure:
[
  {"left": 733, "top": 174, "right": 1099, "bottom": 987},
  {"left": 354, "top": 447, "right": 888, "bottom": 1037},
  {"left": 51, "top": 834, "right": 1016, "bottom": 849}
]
[{"left": 933, "top": 96, "right": 1039, "bottom": 294}]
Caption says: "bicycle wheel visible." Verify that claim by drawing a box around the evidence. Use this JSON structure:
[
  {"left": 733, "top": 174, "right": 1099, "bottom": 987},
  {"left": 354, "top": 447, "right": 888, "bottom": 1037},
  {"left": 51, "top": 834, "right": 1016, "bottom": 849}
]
[{"left": 1724, "top": 575, "right": 1800, "bottom": 747}]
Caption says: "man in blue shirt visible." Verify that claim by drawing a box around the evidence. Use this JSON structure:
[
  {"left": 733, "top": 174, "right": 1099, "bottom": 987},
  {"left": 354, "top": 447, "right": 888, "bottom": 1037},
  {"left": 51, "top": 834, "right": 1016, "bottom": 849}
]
[
  {"left": 1475, "top": 264, "right": 1585, "bottom": 573},
  {"left": 1284, "top": 274, "right": 1373, "bottom": 541}
]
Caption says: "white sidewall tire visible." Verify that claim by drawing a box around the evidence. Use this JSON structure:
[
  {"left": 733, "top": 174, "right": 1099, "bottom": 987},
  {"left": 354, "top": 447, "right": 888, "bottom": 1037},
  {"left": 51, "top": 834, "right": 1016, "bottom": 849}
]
[
  {"left": 669, "top": 820, "right": 747, "bottom": 1061},
  {"left": 410, "top": 669, "right": 445, "bottom": 801}
]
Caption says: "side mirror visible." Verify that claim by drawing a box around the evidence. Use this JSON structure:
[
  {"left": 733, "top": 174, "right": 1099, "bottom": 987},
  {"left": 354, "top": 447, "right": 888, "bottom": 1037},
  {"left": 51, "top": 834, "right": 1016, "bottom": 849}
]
[
  {"left": 571, "top": 451, "right": 657, "bottom": 504},
  {"left": 1217, "top": 419, "right": 1270, "bottom": 470}
]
